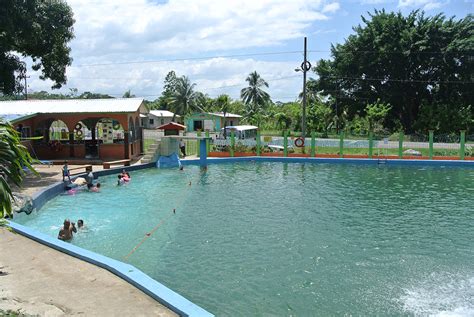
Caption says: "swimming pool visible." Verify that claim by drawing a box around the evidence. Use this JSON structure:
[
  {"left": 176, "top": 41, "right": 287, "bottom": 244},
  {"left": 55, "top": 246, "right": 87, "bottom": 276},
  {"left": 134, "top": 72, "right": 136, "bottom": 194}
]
[{"left": 15, "top": 162, "right": 474, "bottom": 315}]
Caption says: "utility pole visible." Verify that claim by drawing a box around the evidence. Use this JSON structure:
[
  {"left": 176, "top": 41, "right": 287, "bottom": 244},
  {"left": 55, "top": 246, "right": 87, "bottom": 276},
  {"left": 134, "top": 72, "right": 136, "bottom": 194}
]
[
  {"left": 24, "top": 74, "right": 28, "bottom": 100},
  {"left": 296, "top": 37, "right": 311, "bottom": 139},
  {"left": 20, "top": 61, "right": 28, "bottom": 100}
]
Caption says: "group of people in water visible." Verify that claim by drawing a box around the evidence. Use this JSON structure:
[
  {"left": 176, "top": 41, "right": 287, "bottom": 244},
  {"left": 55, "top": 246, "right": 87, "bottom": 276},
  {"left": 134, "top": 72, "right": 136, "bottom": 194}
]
[
  {"left": 58, "top": 218, "right": 85, "bottom": 241},
  {"left": 59, "top": 163, "right": 133, "bottom": 241}
]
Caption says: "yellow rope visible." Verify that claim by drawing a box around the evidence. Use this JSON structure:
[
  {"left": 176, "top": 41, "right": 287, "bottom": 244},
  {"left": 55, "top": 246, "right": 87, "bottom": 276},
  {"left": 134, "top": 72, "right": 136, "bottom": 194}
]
[{"left": 123, "top": 168, "right": 195, "bottom": 261}]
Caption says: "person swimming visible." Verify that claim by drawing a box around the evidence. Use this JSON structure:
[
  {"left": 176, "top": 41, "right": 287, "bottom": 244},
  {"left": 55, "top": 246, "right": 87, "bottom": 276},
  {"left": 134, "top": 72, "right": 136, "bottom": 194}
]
[{"left": 58, "top": 219, "right": 77, "bottom": 241}]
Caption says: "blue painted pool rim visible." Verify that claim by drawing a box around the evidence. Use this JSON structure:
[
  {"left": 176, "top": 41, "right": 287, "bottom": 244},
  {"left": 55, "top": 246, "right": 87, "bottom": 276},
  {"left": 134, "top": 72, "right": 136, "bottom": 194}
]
[
  {"left": 183, "top": 156, "right": 474, "bottom": 167},
  {"left": 9, "top": 162, "right": 214, "bottom": 317},
  {"left": 8, "top": 157, "right": 473, "bottom": 316}
]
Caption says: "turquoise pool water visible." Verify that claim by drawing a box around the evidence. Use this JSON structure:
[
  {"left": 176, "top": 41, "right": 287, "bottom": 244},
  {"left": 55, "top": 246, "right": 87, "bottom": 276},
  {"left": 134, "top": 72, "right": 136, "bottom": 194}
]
[{"left": 15, "top": 162, "right": 474, "bottom": 316}]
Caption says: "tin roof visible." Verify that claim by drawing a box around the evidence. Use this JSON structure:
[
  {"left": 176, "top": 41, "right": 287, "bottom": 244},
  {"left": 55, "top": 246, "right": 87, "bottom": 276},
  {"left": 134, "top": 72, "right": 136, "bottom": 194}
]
[
  {"left": 209, "top": 112, "right": 242, "bottom": 118},
  {"left": 0, "top": 98, "right": 144, "bottom": 116},
  {"left": 149, "top": 110, "right": 180, "bottom": 118}
]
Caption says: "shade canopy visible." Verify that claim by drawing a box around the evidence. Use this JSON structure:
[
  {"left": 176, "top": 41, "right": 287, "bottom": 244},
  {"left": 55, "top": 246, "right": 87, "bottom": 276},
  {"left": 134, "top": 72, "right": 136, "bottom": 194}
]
[{"left": 157, "top": 122, "right": 186, "bottom": 130}]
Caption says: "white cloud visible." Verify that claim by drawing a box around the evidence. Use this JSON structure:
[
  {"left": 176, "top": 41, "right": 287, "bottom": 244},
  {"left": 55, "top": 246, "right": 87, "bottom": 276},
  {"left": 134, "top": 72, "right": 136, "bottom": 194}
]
[
  {"left": 28, "top": 58, "right": 306, "bottom": 102},
  {"left": 68, "top": 0, "right": 332, "bottom": 62},
  {"left": 398, "top": 0, "right": 448, "bottom": 10},
  {"left": 26, "top": 0, "right": 336, "bottom": 101},
  {"left": 322, "top": 2, "right": 340, "bottom": 13}
]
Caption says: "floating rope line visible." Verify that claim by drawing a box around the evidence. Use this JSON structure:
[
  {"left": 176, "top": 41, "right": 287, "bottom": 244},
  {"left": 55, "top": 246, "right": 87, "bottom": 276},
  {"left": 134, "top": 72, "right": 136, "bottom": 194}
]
[{"left": 123, "top": 167, "right": 197, "bottom": 261}]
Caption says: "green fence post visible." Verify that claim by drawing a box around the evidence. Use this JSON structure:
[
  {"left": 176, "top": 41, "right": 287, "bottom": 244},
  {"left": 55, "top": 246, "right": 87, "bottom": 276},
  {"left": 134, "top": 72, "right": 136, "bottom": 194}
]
[
  {"left": 230, "top": 130, "right": 235, "bottom": 157},
  {"left": 205, "top": 130, "right": 210, "bottom": 155},
  {"left": 256, "top": 130, "right": 261, "bottom": 156},
  {"left": 368, "top": 130, "right": 373, "bottom": 159},
  {"left": 197, "top": 130, "right": 201, "bottom": 157},
  {"left": 310, "top": 131, "right": 316, "bottom": 157},
  {"left": 339, "top": 131, "right": 344, "bottom": 158},
  {"left": 283, "top": 130, "right": 288, "bottom": 157},
  {"left": 398, "top": 131, "right": 404, "bottom": 159},
  {"left": 429, "top": 130, "right": 434, "bottom": 160},
  {"left": 460, "top": 130, "right": 466, "bottom": 160}
]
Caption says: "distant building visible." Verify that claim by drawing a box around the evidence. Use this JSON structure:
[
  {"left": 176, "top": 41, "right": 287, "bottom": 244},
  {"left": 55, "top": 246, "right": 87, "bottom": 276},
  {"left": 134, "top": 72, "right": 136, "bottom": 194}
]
[
  {"left": 144, "top": 110, "right": 180, "bottom": 129},
  {"left": 185, "top": 112, "right": 242, "bottom": 132}
]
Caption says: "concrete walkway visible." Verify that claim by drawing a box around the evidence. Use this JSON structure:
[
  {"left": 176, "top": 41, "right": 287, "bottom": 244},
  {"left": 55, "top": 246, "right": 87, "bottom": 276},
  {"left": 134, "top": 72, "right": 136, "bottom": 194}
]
[{"left": 1, "top": 164, "right": 176, "bottom": 316}]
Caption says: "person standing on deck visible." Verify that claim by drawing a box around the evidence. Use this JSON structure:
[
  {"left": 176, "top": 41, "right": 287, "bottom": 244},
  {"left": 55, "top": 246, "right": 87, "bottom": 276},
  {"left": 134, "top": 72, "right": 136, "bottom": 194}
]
[{"left": 180, "top": 140, "right": 186, "bottom": 158}]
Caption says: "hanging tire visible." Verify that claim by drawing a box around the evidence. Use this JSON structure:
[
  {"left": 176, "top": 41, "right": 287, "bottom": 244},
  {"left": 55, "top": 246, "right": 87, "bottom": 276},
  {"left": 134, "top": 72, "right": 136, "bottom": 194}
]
[{"left": 294, "top": 137, "right": 305, "bottom": 147}]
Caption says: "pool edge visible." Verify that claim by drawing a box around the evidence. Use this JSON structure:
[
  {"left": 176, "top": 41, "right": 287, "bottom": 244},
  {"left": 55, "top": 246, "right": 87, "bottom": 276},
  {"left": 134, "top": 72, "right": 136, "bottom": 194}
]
[{"left": 13, "top": 162, "right": 214, "bottom": 317}]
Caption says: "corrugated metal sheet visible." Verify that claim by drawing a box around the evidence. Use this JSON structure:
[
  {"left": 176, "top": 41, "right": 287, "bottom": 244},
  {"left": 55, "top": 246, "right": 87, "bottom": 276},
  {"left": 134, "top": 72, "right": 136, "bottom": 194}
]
[
  {"left": 0, "top": 98, "right": 144, "bottom": 115},
  {"left": 149, "top": 110, "right": 179, "bottom": 117},
  {"left": 209, "top": 112, "right": 242, "bottom": 118}
]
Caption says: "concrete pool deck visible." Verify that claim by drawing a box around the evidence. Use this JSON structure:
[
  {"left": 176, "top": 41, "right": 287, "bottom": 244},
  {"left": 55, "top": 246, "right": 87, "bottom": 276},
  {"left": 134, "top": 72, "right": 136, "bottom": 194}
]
[{"left": 1, "top": 163, "right": 177, "bottom": 316}]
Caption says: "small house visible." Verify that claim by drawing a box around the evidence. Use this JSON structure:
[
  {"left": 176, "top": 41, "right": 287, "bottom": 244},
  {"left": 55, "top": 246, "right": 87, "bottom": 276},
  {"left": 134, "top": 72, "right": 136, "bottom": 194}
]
[
  {"left": 186, "top": 112, "right": 242, "bottom": 132},
  {"left": 145, "top": 110, "right": 180, "bottom": 129}
]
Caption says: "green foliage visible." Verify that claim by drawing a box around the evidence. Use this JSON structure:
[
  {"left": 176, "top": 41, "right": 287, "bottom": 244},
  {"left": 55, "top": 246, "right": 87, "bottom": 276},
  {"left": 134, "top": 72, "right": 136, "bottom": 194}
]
[
  {"left": 168, "top": 76, "right": 203, "bottom": 118},
  {"left": 0, "top": 119, "right": 38, "bottom": 217},
  {"left": 241, "top": 71, "right": 271, "bottom": 126},
  {"left": 307, "top": 102, "right": 334, "bottom": 136},
  {"left": 0, "top": 0, "right": 75, "bottom": 95},
  {"left": 365, "top": 100, "right": 392, "bottom": 132},
  {"left": 313, "top": 10, "right": 474, "bottom": 134}
]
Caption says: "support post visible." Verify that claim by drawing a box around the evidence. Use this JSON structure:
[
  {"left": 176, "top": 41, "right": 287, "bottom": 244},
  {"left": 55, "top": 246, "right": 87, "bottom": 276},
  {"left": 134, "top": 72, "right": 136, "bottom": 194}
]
[
  {"left": 283, "top": 130, "right": 288, "bottom": 157},
  {"left": 69, "top": 132, "right": 75, "bottom": 157},
  {"left": 199, "top": 139, "right": 207, "bottom": 166},
  {"left": 339, "top": 131, "right": 344, "bottom": 158},
  {"left": 429, "top": 130, "right": 434, "bottom": 160},
  {"left": 310, "top": 131, "right": 316, "bottom": 157},
  {"left": 197, "top": 130, "right": 201, "bottom": 157},
  {"left": 460, "top": 130, "right": 466, "bottom": 160},
  {"left": 230, "top": 130, "right": 235, "bottom": 157},
  {"left": 398, "top": 131, "right": 404, "bottom": 159},
  {"left": 205, "top": 130, "right": 210, "bottom": 155},
  {"left": 368, "top": 130, "right": 373, "bottom": 159},
  {"left": 256, "top": 130, "right": 261, "bottom": 156}
]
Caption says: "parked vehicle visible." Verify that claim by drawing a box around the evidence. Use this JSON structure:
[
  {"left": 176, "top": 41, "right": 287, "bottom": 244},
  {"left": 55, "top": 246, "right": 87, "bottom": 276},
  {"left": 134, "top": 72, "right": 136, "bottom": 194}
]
[{"left": 218, "top": 125, "right": 258, "bottom": 139}]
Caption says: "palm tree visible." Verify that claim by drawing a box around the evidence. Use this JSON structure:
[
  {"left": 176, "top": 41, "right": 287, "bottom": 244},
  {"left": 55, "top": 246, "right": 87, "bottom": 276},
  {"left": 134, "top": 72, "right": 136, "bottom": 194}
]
[
  {"left": 169, "top": 76, "right": 203, "bottom": 121},
  {"left": 215, "top": 94, "right": 231, "bottom": 138},
  {"left": 240, "top": 71, "right": 271, "bottom": 124},
  {"left": 122, "top": 90, "right": 135, "bottom": 98},
  {"left": 0, "top": 119, "right": 37, "bottom": 217}
]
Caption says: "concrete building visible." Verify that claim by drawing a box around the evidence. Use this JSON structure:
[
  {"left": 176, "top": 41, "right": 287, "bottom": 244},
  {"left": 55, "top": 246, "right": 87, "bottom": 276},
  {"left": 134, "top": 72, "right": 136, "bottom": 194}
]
[
  {"left": 185, "top": 112, "right": 242, "bottom": 132},
  {"left": 144, "top": 110, "right": 180, "bottom": 129}
]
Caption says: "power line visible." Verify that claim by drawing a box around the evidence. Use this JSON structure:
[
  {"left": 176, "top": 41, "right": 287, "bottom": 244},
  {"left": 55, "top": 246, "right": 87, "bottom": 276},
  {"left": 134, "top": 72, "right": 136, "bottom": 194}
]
[
  {"left": 320, "top": 75, "right": 474, "bottom": 84},
  {"left": 72, "top": 50, "right": 473, "bottom": 67},
  {"left": 75, "top": 50, "right": 303, "bottom": 67}
]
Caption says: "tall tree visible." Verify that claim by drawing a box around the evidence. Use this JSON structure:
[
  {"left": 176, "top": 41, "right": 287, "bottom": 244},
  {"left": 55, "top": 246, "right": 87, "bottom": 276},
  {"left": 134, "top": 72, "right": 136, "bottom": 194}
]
[
  {"left": 0, "top": 0, "right": 75, "bottom": 95},
  {"left": 0, "top": 119, "right": 37, "bottom": 217},
  {"left": 313, "top": 10, "right": 474, "bottom": 133},
  {"left": 240, "top": 71, "right": 271, "bottom": 124},
  {"left": 169, "top": 76, "right": 202, "bottom": 121}
]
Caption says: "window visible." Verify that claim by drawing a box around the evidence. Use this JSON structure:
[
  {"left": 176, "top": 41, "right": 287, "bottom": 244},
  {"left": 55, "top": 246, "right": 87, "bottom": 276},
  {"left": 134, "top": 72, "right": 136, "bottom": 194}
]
[{"left": 149, "top": 118, "right": 154, "bottom": 125}]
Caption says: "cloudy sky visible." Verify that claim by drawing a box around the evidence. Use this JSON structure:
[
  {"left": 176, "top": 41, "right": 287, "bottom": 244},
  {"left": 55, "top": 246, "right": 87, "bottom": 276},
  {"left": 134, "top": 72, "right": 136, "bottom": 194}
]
[{"left": 27, "top": 0, "right": 471, "bottom": 102}]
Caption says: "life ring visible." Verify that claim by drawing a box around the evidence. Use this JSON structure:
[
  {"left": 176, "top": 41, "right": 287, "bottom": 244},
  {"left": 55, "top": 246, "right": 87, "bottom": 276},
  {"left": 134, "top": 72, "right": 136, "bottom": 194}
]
[
  {"left": 294, "top": 137, "right": 305, "bottom": 148},
  {"left": 75, "top": 129, "right": 83, "bottom": 137},
  {"left": 75, "top": 123, "right": 82, "bottom": 130},
  {"left": 113, "top": 123, "right": 121, "bottom": 130}
]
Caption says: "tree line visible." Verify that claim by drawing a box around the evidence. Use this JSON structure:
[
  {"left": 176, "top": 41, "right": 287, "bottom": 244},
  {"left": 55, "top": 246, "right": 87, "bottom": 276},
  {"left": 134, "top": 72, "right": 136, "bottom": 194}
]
[{"left": 1, "top": 3, "right": 472, "bottom": 135}]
